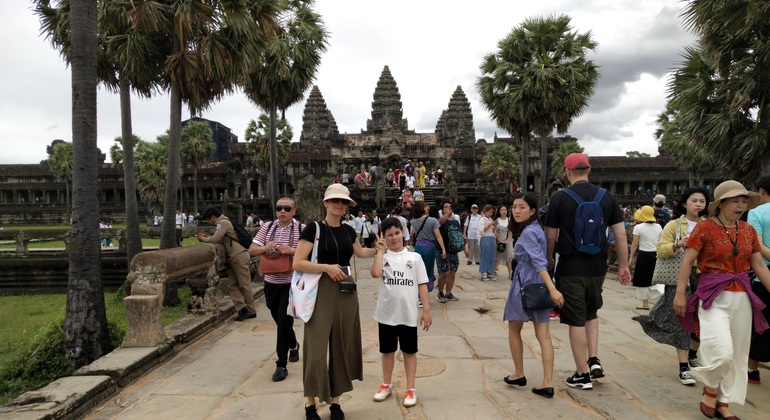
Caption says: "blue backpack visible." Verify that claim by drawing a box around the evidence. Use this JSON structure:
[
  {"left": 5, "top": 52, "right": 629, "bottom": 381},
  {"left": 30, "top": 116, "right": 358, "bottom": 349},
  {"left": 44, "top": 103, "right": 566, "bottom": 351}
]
[{"left": 561, "top": 188, "right": 607, "bottom": 255}]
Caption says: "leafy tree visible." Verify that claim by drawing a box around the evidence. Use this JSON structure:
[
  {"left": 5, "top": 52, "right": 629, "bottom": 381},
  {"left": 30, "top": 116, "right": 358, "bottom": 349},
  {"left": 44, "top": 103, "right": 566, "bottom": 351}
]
[
  {"left": 134, "top": 137, "right": 172, "bottom": 214},
  {"left": 158, "top": 0, "right": 282, "bottom": 250},
  {"left": 181, "top": 121, "right": 215, "bottom": 215},
  {"left": 655, "top": 100, "right": 719, "bottom": 186},
  {"left": 478, "top": 14, "right": 599, "bottom": 204},
  {"left": 35, "top": 0, "right": 167, "bottom": 271},
  {"left": 663, "top": 0, "right": 770, "bottom": 183},
  {"left": 625, "top": 151, "right": 651, "bottom": 158},
  {"left": 551, "top": 140, "right": 584, "bottom": 181},
  {"left": 241, "top": 0, "right": 328, "bottom": 208},
  {"left": 244, "top": 114, "right": 293, "bottom": 194},
  {"left": 480, "top": 143, "right": 520, "bottom": 193},
  {"left": 47, "top": 141, "right": 74, "bottom": 223},
  {"left": 65, "top": 0, "right": 110, "bottom": 369}
]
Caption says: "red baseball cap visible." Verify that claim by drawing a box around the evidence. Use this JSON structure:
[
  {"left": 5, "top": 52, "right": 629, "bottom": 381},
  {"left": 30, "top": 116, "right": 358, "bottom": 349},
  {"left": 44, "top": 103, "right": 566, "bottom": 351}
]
[{"left": 564, "top": 153, "right": 590, "bottom": 170}]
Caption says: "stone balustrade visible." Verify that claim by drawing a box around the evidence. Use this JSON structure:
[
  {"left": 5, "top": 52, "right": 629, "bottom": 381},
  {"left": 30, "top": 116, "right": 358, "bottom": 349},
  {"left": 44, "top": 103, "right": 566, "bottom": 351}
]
[{"left": 123, "top": 244, "right": 228, "bottom": 347}]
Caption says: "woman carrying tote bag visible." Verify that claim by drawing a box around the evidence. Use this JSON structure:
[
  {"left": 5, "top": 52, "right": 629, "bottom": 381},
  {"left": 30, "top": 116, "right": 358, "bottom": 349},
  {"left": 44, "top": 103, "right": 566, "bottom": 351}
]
[{"left": 633, "top": 187, "right": 708, "bottom": 386}]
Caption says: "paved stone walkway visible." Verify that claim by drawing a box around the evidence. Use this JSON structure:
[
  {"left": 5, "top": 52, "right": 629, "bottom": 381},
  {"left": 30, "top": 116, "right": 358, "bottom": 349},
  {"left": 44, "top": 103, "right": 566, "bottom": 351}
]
[{"left": 84, "top": 258, "right": 770, "bottom": 419}]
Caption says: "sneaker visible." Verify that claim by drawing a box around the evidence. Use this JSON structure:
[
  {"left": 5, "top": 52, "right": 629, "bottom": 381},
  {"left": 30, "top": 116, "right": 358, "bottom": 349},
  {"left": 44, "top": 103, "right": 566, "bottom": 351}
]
[
  {"left": 480, "top": 273, "right": 488, "bottom": 280},
  {"left": 272, "top": 366, "right": 288, "bottom": 382},
  {"left": 373, "top": 383, "right": 392, "bottom": 402},
  {"left": 467, "top": 261, "right": 472, "bottom": 265},
  {"left": 566, "top": 371, "right": 593, "bottom": 390},
  {"left": 418, "top": 299, "right": 423, "bottom": 308},
  {"left": 748, "top": 369, "right": 761, "bottom": 384},
  {"left": 549, "top": 310, "right": 560, "bottom": 321},
  {"left": 403, "top": 388, "right": 417, "bottom": 407},
  {"left": 679, "top": 369, "right": 696, "bottom": 385},
  {"left": 289, "top": 344, "right": 300, "bottom": 363},
  {"left": 445, "top": 293, "right": 459, "bottom": 301},
  {"left": 235, "top": 307, "right": 257, "bottom": 321},
  {"left": 688, "top": 356, "right": 701, "bottom": 368},
  {"left": 436, "top": 292, "right": 447, "bottom": 303},
  {"left": 588, "top": 358, "right": 605, "bottom": 379}
]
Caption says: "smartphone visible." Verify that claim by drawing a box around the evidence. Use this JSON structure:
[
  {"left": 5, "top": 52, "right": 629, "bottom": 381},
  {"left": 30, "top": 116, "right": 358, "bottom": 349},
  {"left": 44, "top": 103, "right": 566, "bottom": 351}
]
[{"left": 340, "top": 266, "right": 352, "bottom": 276}]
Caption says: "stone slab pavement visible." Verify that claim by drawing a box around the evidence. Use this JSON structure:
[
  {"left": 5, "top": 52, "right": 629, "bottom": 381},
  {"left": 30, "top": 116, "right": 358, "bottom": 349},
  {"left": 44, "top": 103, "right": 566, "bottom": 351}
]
[{"left": 83, "top": 258, "right": 770, "bottom": 420}]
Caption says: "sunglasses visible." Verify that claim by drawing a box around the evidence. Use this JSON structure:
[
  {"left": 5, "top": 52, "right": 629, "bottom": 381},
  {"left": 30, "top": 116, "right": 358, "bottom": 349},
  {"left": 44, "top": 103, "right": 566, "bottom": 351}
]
[
  {"left": 275, "top": 205, "right": 293, "bottom": 212},
  {"left": 327, "top": 198, "right": 350, "bottom": 205}
]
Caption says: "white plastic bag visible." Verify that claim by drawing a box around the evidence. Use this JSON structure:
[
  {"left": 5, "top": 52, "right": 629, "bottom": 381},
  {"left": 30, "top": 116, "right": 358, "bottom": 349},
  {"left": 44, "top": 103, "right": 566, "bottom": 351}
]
[{"left": 287, "top": 222, "right": 321, "bottom": 322}]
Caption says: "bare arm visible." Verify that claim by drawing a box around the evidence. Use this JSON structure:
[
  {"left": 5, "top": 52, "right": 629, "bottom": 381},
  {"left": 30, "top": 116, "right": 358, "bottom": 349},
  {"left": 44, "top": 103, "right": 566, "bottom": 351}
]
[
  {"left": 673, "top": 248, "right": 699, "bottom": 316},
  {"left": 629, "top": 234, "right": 639, "bottom": 265},
  {"left": 434, "top": 227, "right": 446, "bottom": 256},
  {"left": 370, "top": 233, "right": 386, "bottom": 278},
  {"left": 611, "top": 222, "right": 631, "bottom": 285},
  {"left": 750, "top": 252, "right": 770, "bottom": 293},
  {"left": 418, "top": 283, "right": 432, "bottom": 331}
]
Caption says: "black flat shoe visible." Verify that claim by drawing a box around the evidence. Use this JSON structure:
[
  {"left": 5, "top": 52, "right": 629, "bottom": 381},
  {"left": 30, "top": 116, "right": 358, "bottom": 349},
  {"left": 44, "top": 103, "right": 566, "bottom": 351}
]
[
  {"left": 503, "top": 375, "right": 527, "bottom": 386},
  {"left": 532, "top": 387, "right": 554, "bottom": 398}
]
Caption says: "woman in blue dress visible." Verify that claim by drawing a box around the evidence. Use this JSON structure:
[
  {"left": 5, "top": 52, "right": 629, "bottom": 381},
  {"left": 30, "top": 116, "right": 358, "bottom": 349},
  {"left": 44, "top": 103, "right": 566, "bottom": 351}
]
[{"left": 503, "top": 193, "right": 565, "bottom": 398}]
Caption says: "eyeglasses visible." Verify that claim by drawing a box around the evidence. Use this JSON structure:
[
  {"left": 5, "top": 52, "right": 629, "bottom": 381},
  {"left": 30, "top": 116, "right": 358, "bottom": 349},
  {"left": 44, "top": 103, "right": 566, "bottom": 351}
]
[
  {"left": 327, "top": 198, "right": 350, "bottom": 205},
  {"left": 275, "top": 205, "right": 293, "bottom": 212}
]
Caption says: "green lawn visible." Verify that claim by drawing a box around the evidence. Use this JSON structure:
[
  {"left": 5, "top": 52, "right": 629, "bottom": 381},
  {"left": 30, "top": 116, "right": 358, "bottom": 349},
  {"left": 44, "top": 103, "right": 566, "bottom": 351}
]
[{"left": 0, "top": 287, "right": 192, "bottom": 403}]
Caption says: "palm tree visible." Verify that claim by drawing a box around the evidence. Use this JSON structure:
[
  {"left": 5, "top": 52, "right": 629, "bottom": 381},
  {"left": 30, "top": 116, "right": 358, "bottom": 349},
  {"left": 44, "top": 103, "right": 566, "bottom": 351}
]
[
  {"left": 480, "top": 143, "right": 521, "bottom": 193},
  {"left": 241, "top": 0, "right": 328, "bottom": 211},
  {"left": 244, "top": 114, "right": 294, "bottom": 194},
  {"left": 158, "top": 0, "right": 282, "bottom": 250},
  {"left": 62, "top": 0, "right": 110, "bottom": 369},
  {"left": 478, "top": 14, "right": 599, "bottom": 205},
  {"left": 134, "top": 137, "right": 172, "bottom": 215},
  {"left": 663, "top": 1, "right": 770, "bottom": 182},
  {"left": 47, "top": 141, "right": 74, "bottom": 223},
  {"left": 550, "top": 140, "right": 584, "bottom": 182},
  {"left": 181, "top": 120, "right": 215, "bottom": 215},
  {"left": 35, "top": 0, "right": 167, "bottom": 270}
]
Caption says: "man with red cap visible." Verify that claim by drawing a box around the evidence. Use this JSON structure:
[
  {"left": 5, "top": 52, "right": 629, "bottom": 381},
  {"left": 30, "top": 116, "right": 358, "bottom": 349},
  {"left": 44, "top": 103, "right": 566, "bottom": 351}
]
[{"left": 545, "top": 153, "right": 631, "bottom": 390}]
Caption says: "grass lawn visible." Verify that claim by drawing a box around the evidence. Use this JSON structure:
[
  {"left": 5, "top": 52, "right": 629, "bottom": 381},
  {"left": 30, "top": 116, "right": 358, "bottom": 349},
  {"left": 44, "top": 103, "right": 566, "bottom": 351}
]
[{"left": 0, "top": 287, "right": 192, "bottom": 378}]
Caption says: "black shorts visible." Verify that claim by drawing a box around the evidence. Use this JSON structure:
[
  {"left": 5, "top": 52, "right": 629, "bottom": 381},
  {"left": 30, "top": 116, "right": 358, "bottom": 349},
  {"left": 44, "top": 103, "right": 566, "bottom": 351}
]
[
  {"left": 557, "top": 275, "right": 605, "bottom": 327},
  {"left": 378, "top": 323, "right": 418, "bottom": 354}
]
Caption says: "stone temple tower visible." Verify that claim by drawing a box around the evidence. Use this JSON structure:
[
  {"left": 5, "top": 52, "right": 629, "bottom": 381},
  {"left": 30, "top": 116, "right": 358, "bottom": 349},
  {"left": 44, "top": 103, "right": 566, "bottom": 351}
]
[
  {"left": 365, "top": 65, "right": 409, "bottom": 134},
  {"left": 436, "top": 85, "right": 475, "bottom": 147},
  {"left": 298, "top": 85, "right": 339, "bottom": 149}
]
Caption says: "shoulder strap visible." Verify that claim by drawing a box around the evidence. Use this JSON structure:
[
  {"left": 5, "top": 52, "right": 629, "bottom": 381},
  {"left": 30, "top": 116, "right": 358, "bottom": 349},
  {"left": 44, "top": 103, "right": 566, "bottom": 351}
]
[
  {"left": 414, "top": 217, "right": 428, "bottom": 240},
  {"left": 310, "top": 222, "right": 320, "bottom": 263}
]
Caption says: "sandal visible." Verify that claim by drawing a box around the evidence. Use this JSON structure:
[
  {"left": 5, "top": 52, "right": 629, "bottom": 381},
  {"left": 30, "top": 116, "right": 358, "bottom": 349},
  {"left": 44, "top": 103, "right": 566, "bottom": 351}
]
[
  {"left": 715, "top": 402, "right": 740, "bottom": 420},
  {"left": 700, "top": 386, "right": 717, "bottom": 418}
]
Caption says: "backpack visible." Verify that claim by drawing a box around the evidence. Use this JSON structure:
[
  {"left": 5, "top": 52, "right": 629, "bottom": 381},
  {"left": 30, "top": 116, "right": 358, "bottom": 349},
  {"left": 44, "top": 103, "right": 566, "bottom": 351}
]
[
  {"left": 231, "top": 222, "right": 253, "bottom": 250},
  {"left": 444, "top": 220, "right": 465, "bottom": 253},
  {"left": 561, "top": 188, "right": 607, "bottom": 255}
]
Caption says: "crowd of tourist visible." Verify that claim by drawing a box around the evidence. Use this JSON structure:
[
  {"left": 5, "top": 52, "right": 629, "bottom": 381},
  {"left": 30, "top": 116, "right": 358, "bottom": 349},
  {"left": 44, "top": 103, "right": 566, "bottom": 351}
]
[{"left": 181, "top": 153, "right": 770, "bottom": 420}]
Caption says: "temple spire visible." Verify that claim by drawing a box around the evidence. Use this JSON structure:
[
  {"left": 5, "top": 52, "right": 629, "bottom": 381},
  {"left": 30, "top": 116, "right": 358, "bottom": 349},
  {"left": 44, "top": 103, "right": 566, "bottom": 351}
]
[
  {"left": 437, "top": 85, "right": 475, "bottom": 146},
  {"left": 366, "top": 65, "right": 408, "bottom": 133},
  {"left": 299, "top": 85, "right": 338, "bottom": 146}
]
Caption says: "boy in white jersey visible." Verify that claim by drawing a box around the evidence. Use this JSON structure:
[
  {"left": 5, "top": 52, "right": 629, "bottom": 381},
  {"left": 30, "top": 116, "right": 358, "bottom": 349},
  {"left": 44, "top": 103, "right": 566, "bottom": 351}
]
[{"left": 370, "top": 217, "right": 432, "bottom": 407}]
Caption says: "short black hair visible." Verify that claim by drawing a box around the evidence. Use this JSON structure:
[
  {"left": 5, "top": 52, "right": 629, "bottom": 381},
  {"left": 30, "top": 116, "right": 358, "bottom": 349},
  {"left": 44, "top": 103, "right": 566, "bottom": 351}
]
[
  {"left": 380, "top": 217, "right": 402, "bottom": 234},
  {"left": 756, "top": 176, "right": 770, "bottom": 194},
  {"left": 202, "top": 207, "right": 221, "bottom": 220}
]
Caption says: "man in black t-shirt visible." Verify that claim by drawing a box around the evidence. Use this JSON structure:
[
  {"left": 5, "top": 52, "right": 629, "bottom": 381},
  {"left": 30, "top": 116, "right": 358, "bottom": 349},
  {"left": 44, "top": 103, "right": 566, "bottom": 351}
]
[{"left": 545, "top": 153, "right": 631, "bottom": 390}]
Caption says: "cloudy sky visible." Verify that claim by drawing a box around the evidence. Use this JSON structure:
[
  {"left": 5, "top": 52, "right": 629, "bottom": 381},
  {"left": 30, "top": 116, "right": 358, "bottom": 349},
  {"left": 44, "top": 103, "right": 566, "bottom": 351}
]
[{"left": 0, "top": 0, "right": 696, "bottom": 164}]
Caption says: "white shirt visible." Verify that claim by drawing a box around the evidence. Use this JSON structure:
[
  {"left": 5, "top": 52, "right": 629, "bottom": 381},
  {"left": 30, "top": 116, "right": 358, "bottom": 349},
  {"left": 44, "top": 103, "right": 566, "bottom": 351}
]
[
  {"left": 354, "top": 216, "right": 366, "bottom": 233},
  {"left": 466, "top": 213, "right": 481, "bottom": 239},
  {"left": 633, "top": 222, "right": 662, "bottom": 252},
  {"left": 374, "top": 248, "right": 428, "bottom": 327},
  {"left": 371, "top": 216, "right": 382, "bottom": 234},
  {"left": 405, "top": 176, "right": 415, "bottom": 189},
  {"left": 175, "top": 213, "right": 185, "bottom": 226}
]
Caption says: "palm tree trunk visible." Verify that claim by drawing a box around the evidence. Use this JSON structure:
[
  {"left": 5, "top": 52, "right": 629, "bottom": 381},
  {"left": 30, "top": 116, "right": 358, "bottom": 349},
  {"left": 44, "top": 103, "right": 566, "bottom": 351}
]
[
  {"left": 119, "top": 77, "right": 143, "bottom": 271},
  {"left": 269, "top": 105, "right": 279, "bottom": 213},
  {"left": 193, "top": 165, "right": 199, "bottom": 215},
  {"left": 539, "top": 135, "right": 548, "bottom": 206},
  {"left": 65, "top": 181, "right": 71, "bottom": 223},
  {"left": 161, "top": 82, "right": 183, "bottom": 307},
  {"left": 520, "top": 132, "right": 529, "bottom": 193},
  {"left": 65, "top": 0, "right": 109, "bottom": 369}
]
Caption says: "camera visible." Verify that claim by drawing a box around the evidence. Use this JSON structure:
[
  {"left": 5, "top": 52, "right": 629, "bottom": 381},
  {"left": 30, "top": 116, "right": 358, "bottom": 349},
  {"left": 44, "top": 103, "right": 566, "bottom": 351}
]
[
  {"left": 340, "top": 266, "right": 352, "bottom": 276},
  {"left": 339, "top": 281, "right": 357, "bottom": 293}
]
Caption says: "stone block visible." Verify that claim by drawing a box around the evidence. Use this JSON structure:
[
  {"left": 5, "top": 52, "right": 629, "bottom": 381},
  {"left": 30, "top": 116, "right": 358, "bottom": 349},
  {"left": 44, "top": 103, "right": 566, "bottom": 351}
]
[
  {"left": 123, "top": 295, "right": 166, "bottom": 347},
  {"left": 0, "top": 375, "right": 115, "bottom": 420}
]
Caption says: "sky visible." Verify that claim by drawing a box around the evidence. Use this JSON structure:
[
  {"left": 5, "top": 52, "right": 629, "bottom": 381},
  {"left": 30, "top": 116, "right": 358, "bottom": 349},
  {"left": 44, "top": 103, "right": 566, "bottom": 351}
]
[{"left": 0, "top": 0, "right": 697, "bottom": 165}]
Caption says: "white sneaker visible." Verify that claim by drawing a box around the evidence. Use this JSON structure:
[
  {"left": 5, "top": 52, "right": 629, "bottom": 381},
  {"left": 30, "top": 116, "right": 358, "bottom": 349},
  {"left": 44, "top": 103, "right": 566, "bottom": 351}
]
[
  {"left": 373, "top": 383, "right": 392, "bottom": 402},
  {"left": 403, "top": 388, "right": 417, "bottom": 407},
  {"left": 480, "top": 273, "right": 488, "bottom": 280}
]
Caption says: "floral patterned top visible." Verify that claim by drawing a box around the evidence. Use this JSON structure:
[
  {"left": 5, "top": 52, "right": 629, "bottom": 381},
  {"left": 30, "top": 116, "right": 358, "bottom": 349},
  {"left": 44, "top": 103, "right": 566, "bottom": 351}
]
[{"left": 686, "top": 218, "right": 760, "bottom": 274}]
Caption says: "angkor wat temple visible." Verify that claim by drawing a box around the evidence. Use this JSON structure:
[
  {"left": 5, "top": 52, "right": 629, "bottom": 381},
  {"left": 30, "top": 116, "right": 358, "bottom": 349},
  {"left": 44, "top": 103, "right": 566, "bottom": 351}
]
[{"left": 0, "top": 65, "right": 721, "bottom": 226}]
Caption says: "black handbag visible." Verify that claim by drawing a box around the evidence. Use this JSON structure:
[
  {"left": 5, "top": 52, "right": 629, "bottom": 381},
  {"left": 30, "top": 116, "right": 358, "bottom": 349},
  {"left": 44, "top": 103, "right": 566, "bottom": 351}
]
[{"left": 515, "top": 272, "right": 554, "bottom": 310}]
